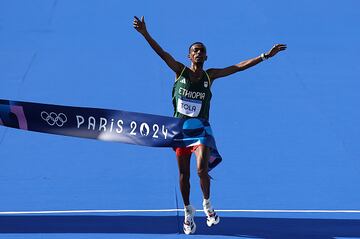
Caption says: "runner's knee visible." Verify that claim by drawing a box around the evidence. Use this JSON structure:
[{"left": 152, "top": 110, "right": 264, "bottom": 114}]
[
  {"left": 179, "top": 171, "right": 190, "bottom": 181},
  {"left": 197, "top": 167, "right": 208, "bottom": 178}
]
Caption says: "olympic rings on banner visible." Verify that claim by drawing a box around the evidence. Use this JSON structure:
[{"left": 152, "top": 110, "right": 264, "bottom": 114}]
[{"left": 41, "top": 111, "right": 67, "bottom": 127}]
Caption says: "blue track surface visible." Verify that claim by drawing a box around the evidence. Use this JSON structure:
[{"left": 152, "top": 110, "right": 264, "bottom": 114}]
[{"left": 1, "top": 0, "right": 360, "bottom": 238}]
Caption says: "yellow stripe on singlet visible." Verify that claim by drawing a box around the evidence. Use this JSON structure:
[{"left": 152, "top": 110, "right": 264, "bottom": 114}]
[{"left": 175, "top": 67, "right": 187, "bottom": 81}]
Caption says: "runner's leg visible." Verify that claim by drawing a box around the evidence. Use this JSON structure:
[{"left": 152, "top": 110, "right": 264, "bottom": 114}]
[
  {"left": 195, "top": 145, "right": 210, "bottom": 199},
  {"left": 195, "top": 145, "right": 220, "bottom": 226},
  {"left": 176, "top": 152, "right": 192, "bottom": 206}
]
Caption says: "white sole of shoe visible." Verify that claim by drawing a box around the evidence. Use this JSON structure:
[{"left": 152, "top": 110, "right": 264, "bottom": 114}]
[
  {"left": 206, "top": 215, "right": 220, "bottom": 227},
  {"left": 184, "top": 223, "right": 196, "bottom": 234}
]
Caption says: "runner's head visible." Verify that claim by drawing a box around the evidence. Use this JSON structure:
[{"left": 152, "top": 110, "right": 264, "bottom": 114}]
[{"left": 188, "top": 42, "right": 207, "bottom": 64}]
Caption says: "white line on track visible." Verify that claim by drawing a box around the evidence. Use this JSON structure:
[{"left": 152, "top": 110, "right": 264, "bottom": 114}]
[{"left": 1, "top": 209, "right": 360, "bottom": 215}]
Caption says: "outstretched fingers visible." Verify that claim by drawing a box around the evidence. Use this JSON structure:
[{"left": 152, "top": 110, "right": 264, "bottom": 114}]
[
  {"left": 275, "top": 44, "right": 287, "bottom": 51},
  {"left": 133, "top": 16, "right": 140, "bottom": 28},
  {"left": 265, "top": 44, "right": 287, "bottom": 58},
  {"left": 133, "top": 16, "right": 146, "bottom": 32}
]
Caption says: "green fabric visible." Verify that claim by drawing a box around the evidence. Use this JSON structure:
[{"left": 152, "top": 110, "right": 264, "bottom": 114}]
[{"left": 172, "top": 67, "right": 212, "bottom": 120}]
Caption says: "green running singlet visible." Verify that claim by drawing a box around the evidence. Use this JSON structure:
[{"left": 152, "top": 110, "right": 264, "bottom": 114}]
[{"left": 172, "top": 67, "right": 212, "bottom": 120}]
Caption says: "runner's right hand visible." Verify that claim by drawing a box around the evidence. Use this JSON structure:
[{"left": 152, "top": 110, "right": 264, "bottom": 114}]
[{"left": 133, "top": 16, "right": 147, "bottom": 35}]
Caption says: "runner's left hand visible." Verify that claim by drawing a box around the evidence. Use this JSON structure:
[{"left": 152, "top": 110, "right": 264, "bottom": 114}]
[{"left": 265, "top": 44, "right": 287, "bottom": 58}]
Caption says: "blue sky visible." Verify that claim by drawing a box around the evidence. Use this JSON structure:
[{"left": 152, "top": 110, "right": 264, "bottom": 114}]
[{"left": 0, "top": 0, "right": 360, "bottom": 216}]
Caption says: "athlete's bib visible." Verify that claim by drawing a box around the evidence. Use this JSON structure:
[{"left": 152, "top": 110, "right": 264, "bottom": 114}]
[{"left": 177, "top": 97, "right": 202, "bottom": 117}]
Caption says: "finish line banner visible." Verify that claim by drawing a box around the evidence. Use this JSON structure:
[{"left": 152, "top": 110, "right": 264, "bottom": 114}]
[{"left": 0, "top": 99, "right": 222, "bottom": 170}]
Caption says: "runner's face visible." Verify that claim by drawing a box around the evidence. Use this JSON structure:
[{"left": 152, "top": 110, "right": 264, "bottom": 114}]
[{"left": 189, "top": 44, "right": 207, "bottom": 63}]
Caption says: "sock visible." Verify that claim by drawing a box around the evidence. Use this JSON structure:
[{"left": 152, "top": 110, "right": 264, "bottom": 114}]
[{"left": 185, "top": 204, "right": 192, "bottom": 211}]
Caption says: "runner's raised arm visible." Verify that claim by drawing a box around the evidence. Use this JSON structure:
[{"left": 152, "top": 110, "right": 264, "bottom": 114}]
[
  {"left": 207, "top": 44, "right": 287, "bottom": 81},
  {"left": 133, "top": 16, "right": 183, "bottom": 75}
]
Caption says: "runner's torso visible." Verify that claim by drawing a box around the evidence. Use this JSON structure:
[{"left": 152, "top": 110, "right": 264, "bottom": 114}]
[{"left": 172, "top": 67, "right": 212, "bottom": 120}]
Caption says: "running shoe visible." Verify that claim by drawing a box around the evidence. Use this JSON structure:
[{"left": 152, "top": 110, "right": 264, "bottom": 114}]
[
  {"left": 183, "top": 205, "right": 196, "bottom": 234},
  {"left": 203, "top": 199, "right": 220, "bottom": 227}
]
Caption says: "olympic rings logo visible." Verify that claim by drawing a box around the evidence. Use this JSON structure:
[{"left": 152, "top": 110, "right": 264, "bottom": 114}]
[{"left": 41, "top": 111, "right": 68, "bottom": 127}]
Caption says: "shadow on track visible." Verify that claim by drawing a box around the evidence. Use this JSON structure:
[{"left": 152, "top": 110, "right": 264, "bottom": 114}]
[{"left": 1, "top": 215, "right": 360, "bottom": 238}]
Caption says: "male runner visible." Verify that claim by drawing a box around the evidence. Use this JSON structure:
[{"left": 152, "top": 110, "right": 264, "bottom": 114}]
[{"left": 133, "top": 16, "right": 286, "bottom": 234}]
